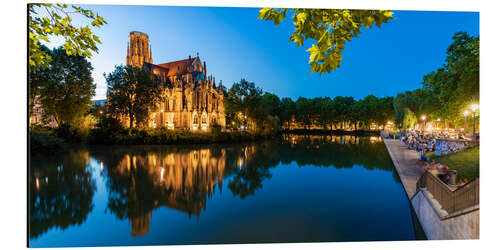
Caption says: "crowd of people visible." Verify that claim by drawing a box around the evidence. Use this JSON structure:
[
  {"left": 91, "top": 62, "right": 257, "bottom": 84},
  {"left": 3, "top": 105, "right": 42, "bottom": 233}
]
[
  {"left": 396, "top": 129, "right": 469, "bottom": 187},
  {"left": 398, "top": 130, "right": 468, "bottom": 158}
]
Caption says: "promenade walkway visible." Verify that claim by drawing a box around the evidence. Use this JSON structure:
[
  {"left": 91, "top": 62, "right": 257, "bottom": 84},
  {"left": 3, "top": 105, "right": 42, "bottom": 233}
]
[{"left": 383, "top": 138, "right": 424, "bottom": 198}]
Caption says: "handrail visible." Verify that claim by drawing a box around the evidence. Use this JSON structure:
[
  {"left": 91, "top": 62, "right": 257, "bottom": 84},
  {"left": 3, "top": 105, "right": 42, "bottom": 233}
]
[{"left": 416, "top": 170, "right": 479, "bottom": 214}]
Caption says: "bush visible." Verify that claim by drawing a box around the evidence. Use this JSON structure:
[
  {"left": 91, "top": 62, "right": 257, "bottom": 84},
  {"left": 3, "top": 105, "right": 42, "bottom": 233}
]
[
  {"left": 30, "top": 130, "right": 65, "bottom": 155},
  {"left": 86, "top": 126, "right": 266, "bottom": 145},
  {"left": 55, "top": 124, "right": 86, "bottom": 143}
]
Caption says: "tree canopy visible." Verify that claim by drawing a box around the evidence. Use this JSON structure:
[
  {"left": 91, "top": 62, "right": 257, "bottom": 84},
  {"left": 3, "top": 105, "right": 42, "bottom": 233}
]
[
  {"left": 258, "top": 8, "right": 393, "bottom": 74},
  {"left": 393, "top": 31, "right": 479, "bottom": 130},
  {"left": 223, "top": 79, "right": 394, "bottom": 132},
  {"left": 28, "top": 3, "right": 107, "bottom": 69},
  {"left": 105, "top": 65, "right": 165, "bottom": 128},
  {"left": 32, "top": 45, "right": 96, "bottom": 126}
]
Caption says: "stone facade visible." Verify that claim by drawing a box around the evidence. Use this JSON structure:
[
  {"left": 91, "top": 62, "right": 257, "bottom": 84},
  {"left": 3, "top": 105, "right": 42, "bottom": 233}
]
[
  {"left": 123, "top": 31, "right": 225, "bottom": 130},
  {"left": 30, "top": 95, "right": 58, "bottom": 128},
  {"left": 435, "top": 139, "right": 476, "bottom": 156}
]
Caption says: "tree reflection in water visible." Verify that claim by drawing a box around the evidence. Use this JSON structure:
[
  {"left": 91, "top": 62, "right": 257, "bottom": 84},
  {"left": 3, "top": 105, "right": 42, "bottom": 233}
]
[
  {"left": 29, "top": 135, "right": 398, "bottom": 239},
  {"left": 29, "top": 150, "right": 96, "bottom": 239},
  {"left": 92, "top": 146, "right": 227, "bottom": 236}
]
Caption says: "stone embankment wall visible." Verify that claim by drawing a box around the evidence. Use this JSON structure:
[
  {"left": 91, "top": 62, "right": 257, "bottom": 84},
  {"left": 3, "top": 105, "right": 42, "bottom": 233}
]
[
  {"left": 383, "top": 138, "right": 479, "bottom": 240},
  {"left": 435, "top": 139, "right": 476, "bottom": 156},
  {"left": 411, "top": 190, "right": 479, "bottom": 240}
]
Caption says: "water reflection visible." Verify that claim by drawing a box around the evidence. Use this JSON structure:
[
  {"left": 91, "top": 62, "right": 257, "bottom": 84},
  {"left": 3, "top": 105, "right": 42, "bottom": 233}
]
[
  {"left": 29, "top": 151, "right": 96, "bottom": 239},
  {"left": 92, "top": 147, "right": 226, "bottom": 236},
  {"left": 30, "top": 135, "right": 406, "bottom": 242}
]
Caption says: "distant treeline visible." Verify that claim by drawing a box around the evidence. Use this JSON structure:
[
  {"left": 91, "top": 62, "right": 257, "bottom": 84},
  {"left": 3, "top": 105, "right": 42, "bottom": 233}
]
[{"left": 223, "top": 79, "right": 395, "bottom": 134}]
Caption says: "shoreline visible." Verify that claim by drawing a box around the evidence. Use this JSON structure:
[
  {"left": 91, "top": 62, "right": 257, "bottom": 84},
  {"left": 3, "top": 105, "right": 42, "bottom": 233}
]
[
  {"left": 30, "top": 128, "right": 382, "bottom": 155},
  {"left": 382, "top": 137, "right": 479, "bottom": 240}
]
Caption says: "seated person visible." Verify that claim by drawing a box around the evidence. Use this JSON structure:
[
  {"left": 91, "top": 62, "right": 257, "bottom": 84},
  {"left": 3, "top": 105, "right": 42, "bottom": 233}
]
[{"left": 458, "top": 178, "right": 469, "bottom": 187}]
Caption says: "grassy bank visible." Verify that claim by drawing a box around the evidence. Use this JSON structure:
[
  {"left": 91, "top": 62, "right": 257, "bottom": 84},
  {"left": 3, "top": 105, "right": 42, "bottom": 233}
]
[{"left": 428, "top": 146, "right": 479, "bottom": 181}]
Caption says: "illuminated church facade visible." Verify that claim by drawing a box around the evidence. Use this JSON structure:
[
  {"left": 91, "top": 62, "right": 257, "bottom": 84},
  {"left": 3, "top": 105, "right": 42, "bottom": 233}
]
[{"left": 123, "top": 31, "right": 225, "bottom": 130}]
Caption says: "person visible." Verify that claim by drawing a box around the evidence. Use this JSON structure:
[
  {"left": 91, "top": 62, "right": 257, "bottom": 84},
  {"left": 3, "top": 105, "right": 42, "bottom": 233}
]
[
  {"left": 429, "top": 164, "right": 440, "bottom": 177},
  {"left": 458, "top": 178, "right": 469, "bottom": 188}
]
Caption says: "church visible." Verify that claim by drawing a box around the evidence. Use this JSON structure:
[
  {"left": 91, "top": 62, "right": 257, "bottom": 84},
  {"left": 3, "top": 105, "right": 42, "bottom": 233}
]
[{"left": 122, "top": 31, "right": 225, "bottom": 130}]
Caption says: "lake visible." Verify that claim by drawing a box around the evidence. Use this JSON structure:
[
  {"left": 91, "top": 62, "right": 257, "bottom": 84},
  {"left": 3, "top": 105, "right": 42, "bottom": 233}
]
[{"left": 29, "top": 135, "right": 425, "bottom": 247}]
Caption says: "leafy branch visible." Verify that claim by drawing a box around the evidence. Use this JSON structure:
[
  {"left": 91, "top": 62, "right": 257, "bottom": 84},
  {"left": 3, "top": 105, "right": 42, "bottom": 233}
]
[
  {"left": 28, "top": 3, "right": 107, "bottom": 69},
  {"left": 258, "top": 8, "right": 393, "bottom": 74}
]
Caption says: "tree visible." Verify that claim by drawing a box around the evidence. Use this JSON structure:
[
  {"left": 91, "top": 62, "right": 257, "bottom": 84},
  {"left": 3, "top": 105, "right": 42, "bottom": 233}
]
[
  {"left": 29, "top": 150, "right": 95, "bottom": 238},
  {"left": 224, "top": 79, "right": 264, "bottom": 131},
  {"left": 422, "top": 32, "right": 479, "bottom": 123},
  {"left": 37, "top": 46, "right": 96, "bottom": 126},
  {"left": 29, "top": 44, "right": 51, "bottom": 117},
  {"left": 258, "top": 8, "right": 393, "bottom": 74},
  {"left": 332, "top": 96, "right": 355, "bottom": 129},
  {"left": 279, "top": 97, "right": 296, "bottom": 129},
  {"left": 105, "top": 65, "right": 164, "bottom": 128},
  {"left": 377, "top": 96, "right": 395, "bottom": 128},
  {"left": 295, "top": 97, "right": 315, "bottom": 129},
  {"left": 29, "top": 3, "right": 107, "bottom": 69}
]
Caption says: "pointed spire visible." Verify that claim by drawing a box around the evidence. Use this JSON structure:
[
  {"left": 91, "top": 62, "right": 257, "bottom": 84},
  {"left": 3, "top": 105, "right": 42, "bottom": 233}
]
[
  {"left": 127, "top": 42, "right": 130, "bottom": 65},
  {"left": 149, "top": 44, "right": 152, "bottom": 63},
  {"left": 203, "top": 61, "right": 207, "bottom": 81}
]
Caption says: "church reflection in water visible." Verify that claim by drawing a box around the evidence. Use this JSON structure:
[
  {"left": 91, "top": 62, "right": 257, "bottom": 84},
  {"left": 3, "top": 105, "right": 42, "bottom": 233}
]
[
  {"left": 102, "top": 147, "right": 231, "bottom": 236},
  {"left": 30, "top": 135, "right": 394, "bottom": 239}
]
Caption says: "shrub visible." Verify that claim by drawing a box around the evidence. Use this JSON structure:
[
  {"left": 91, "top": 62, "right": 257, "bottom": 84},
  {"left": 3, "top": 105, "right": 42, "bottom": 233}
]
[
  {"left": 30, "top": 130, "right": 65, "bottom": 155},
  {"left": 55, "top": 124, "right": 85, "bottom": 143}
]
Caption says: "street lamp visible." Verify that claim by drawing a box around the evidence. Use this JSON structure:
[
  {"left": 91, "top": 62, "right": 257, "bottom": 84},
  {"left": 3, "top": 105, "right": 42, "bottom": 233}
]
[
  {"left": 463, "top": 110, "right": 470, "bottom": 134},
  {"left": 471, "top": 104, "right": 479, "bottom": 140},
  {"left": 421, "top": 115, "right": 426, "bottom": 132}
]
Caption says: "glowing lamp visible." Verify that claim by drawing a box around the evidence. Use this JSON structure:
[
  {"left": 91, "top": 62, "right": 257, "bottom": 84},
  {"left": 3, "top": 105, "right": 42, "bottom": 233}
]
[{"left": 471, "top": 104, "right": 479, "bottom": 112}]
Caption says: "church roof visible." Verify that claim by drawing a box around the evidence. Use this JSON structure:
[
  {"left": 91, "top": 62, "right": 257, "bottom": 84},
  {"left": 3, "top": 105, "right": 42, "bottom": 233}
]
[{"left": 157, "top": 58, "right": 195, "bottom": 76}]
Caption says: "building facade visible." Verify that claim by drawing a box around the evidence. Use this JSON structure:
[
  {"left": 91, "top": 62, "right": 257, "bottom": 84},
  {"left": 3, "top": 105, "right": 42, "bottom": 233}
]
[{"left": 122, "top": 31, "right": 225, "bottom": 130}]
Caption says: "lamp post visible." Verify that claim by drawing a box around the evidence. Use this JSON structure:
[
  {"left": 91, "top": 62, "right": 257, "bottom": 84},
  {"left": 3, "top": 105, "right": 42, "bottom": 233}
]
[
  {"left": 463, "top": 110, "right": 470, "bottom": 135},
  {"left": 471, "top": 104, "right": 479, "bottom": 140},
  {"left": 436, "top": 118, "right": 441, "bottom": 131},
  {"left": 421, "top": 115, "right": 426, "bottom": 133}
]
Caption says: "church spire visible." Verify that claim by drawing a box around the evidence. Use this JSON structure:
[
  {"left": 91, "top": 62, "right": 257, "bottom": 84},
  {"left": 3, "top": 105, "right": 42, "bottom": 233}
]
[
  {"left": 127, "top": 42, "right": 130, "bottom": 65},
  {"left": 203, "top": 61, "right": 207, "bottom": 81}
]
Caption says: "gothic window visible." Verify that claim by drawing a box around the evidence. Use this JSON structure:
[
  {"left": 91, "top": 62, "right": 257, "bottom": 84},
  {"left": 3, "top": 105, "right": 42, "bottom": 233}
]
[
  {"left": 202, "top": 114, "right": 207, "bottom": 124},
  {"left": 193, "top": 115, "right": 198, "bottom": 124}
]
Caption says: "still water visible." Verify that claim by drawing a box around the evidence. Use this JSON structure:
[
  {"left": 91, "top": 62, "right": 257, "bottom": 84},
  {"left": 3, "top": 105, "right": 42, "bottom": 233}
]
[{"left": 29, "top": 135, "right": 425, "bottom": 247}]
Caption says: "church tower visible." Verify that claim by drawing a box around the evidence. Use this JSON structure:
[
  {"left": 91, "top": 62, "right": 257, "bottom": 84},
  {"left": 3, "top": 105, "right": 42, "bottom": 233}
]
[{"left": 126, "top": 31, "right": 153, "bottom": 67}]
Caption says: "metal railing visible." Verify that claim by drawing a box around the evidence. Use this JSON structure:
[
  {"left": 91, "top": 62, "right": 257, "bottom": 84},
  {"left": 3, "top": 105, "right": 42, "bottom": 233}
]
[{"left": 416, "top": 171, "right": 479, "bottom": 214}]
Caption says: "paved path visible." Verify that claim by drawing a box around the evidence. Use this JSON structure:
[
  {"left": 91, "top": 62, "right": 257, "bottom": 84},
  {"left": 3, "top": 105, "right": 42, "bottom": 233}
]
[{"left": 383, "top": 138, "right": 424, "bottom": 198}]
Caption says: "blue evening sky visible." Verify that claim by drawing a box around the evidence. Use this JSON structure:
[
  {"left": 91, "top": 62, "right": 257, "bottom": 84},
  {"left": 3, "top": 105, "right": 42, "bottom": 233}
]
[{"left": 52, "top": 5, "right": 479, "bottom": 100}]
